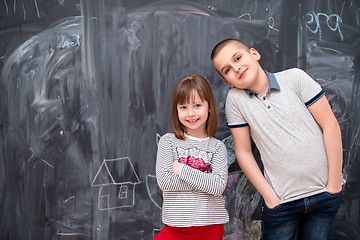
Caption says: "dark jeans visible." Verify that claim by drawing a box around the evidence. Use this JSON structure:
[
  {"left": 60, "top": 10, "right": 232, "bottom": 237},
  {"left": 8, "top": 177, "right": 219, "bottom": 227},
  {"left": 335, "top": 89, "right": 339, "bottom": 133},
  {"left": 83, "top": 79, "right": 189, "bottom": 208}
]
[{"left": 261, "top": 190, "right": 344, "bottom": 240}]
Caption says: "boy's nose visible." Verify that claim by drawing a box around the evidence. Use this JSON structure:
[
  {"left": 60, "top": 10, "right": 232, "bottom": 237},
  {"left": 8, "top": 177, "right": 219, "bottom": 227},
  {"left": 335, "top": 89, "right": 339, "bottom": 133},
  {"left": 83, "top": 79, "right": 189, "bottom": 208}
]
[{"left": 233, "top": 64, "right": 241, "bottom": 72}]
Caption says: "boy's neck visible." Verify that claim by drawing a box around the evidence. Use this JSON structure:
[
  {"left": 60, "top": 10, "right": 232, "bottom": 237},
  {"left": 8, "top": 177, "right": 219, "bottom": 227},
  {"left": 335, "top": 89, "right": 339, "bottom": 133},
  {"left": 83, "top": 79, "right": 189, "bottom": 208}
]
[{"left": 248, "top": 70, "right": 269, "bottom": 95}]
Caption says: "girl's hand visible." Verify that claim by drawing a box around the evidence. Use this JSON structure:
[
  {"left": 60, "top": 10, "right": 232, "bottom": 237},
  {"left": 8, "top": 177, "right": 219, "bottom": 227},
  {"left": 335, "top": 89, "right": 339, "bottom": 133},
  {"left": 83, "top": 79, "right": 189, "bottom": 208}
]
[{"left": 172, "top": 161, "right": 184, "bottom": 176}]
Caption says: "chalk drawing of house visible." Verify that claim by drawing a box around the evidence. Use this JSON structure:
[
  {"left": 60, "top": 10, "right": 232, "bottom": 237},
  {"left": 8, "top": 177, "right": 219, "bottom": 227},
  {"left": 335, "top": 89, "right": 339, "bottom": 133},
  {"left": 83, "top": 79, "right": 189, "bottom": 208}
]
[{"left": 91, "top": 157, "right": 142, "bottom": 210}]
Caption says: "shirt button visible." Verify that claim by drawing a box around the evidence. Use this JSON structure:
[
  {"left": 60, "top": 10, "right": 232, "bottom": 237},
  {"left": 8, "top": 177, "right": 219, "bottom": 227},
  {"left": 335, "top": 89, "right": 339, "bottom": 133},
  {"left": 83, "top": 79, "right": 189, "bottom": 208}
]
[
  {"left": 267, "top": 106, "right": 271, "bottom": 109},
  {"left": 263, "top": 97, "right": 266, "bottom": 100}
]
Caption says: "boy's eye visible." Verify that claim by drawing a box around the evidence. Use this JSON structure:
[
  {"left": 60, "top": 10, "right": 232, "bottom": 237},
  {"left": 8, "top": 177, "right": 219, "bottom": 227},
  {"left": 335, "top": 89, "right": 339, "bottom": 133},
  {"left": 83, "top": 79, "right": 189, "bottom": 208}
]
[
  {"left": 235, "top": 56, "right": 241, "bottom": 61},
  {"left": 224, "top": 68, "right": 230, "bottom": 74}
]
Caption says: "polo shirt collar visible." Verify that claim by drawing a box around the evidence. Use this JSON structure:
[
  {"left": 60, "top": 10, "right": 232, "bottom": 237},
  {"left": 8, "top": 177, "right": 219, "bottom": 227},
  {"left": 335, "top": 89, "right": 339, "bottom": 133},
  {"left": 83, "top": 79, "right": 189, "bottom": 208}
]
[{"left": 245, "top": 71, "right": 280, "bottom": 97}]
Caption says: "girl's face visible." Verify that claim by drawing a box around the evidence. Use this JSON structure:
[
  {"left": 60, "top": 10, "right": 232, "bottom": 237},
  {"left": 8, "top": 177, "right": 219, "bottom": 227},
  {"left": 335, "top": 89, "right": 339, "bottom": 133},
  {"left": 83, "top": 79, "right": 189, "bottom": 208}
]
[{"left": 177, "top": 90, "right": 209, "bottom": 138}]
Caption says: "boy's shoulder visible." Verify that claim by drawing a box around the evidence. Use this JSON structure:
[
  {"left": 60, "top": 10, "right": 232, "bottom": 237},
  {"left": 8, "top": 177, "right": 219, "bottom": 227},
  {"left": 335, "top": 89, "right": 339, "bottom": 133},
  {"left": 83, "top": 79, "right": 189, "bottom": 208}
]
[
  {"left": 273, "top": 68, "right": 315, "bottom": 88},
  {"left": 273, "top": 67, "right": 307, "bottom": 78},
  {"left": 225, "top": 87, "right": 249, "bottom": 106},
  {"left": 226, "top": 86, "right": 248, "bottom": 97}
]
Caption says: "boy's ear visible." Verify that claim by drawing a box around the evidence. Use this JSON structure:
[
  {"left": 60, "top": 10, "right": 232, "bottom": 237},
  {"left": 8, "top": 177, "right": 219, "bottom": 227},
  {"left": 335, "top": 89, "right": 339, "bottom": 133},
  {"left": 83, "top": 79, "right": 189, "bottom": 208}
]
[
  {"left": 223, "top": 79, "right": 234, "bottom": 88},
  {"left": 250, "top": 48, "right": 261, "bottom": 61}
]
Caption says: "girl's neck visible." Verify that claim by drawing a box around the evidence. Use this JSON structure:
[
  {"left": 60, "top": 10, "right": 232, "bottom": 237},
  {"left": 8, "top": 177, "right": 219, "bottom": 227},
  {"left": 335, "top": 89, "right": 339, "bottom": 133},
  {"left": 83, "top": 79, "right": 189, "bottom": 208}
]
[{"left": 185, "top": 131, "right": 209, "bottom": 139}]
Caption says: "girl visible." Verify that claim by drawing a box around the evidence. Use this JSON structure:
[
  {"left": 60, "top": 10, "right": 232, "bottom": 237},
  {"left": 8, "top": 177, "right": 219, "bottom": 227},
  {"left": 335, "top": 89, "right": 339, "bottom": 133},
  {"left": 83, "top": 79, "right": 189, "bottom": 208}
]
[{"left": 154, "top": 74, "right": 229, "bottom": 240}]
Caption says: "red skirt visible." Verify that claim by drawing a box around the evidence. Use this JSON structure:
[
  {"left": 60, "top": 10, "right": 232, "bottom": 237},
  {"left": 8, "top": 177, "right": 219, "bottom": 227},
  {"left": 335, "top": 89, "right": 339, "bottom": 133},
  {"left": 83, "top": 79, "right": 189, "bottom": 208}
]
[{"left": 153, "top": 224, "right": 224, "bottom": 240}]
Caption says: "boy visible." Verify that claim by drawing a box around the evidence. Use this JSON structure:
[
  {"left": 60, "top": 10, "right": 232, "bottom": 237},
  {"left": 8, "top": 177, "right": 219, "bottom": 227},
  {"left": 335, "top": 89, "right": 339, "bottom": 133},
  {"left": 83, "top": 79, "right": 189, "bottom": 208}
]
[{"left": 211, "top": 39, "right": 344, "bottom": 240}]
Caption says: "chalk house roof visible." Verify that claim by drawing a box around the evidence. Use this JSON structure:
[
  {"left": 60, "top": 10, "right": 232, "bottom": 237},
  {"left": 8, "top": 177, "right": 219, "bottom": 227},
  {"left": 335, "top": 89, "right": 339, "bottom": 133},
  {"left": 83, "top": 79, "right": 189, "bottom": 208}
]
[{"left": 91, "top": 157, "right": 141, "bottom": 186}]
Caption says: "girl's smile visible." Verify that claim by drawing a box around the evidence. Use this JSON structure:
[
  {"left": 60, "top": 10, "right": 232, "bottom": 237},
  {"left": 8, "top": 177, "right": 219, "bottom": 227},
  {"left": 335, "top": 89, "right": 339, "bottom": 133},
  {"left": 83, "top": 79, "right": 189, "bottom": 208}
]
[{"left": 187, "top": 118, "right": 200, "bottom": 123}]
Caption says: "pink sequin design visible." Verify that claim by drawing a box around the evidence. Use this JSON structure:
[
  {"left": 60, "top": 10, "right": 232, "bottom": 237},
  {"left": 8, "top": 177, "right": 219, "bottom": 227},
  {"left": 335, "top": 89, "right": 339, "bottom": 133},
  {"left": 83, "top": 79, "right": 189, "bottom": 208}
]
[{"left": 178, "top": 156, "right": 211, "bottom": 172}]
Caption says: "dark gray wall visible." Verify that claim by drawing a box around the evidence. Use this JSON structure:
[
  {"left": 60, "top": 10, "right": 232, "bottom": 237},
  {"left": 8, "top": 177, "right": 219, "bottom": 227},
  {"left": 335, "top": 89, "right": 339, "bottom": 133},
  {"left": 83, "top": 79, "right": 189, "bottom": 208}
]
[{"left": 1, "top": 0, "right": 359, "bottom": 239}]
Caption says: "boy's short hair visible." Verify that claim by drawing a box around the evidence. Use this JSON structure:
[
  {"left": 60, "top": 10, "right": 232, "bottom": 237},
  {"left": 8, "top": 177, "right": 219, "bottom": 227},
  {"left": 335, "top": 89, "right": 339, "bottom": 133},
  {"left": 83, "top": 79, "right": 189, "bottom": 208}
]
[
  {"left": 171, "top": 74, "right": 218, "bottom": 140},
  {"left": 211, "top": 38, "right": 249, "bottom": 61}
]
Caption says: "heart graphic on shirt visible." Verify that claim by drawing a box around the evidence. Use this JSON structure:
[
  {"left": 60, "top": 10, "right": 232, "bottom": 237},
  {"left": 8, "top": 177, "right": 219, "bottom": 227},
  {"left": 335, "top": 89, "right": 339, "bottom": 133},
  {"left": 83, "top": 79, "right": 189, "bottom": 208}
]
[{"left": 178, "top": 156, "right": 211, "bottom": 172}]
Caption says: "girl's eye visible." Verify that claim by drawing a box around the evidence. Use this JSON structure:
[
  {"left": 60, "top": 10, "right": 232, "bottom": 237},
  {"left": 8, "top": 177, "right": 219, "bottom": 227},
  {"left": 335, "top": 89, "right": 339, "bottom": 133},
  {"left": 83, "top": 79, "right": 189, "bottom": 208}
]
[
  {"left": 224, "top": 68, "right": 230, "bottom": 74},
  {"left": 235, "top": 56, "right": 241, "bottom": 61},
  {"left": 179, "top": 106, "right": 186, "bottom": 110},
  {"left": 195, "top": 104, "right": 201, "bottom": 108}
]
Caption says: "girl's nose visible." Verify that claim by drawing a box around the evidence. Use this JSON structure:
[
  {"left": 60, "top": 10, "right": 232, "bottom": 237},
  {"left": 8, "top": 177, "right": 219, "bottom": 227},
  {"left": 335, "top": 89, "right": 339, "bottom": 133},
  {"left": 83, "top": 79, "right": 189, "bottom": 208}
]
[{"left": 188, "top": 107, "right": 195, "bottom": 116}]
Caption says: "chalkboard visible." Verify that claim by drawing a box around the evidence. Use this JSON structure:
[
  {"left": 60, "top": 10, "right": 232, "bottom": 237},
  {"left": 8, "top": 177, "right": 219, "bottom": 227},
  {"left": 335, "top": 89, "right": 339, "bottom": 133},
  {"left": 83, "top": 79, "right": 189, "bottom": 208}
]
[{"left": 1, "top": 0, "right": 359, "bottom": 239}]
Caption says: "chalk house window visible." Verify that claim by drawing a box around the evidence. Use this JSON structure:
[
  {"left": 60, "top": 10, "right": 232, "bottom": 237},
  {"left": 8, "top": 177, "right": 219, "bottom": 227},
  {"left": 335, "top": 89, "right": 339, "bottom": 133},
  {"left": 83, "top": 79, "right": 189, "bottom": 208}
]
[{"left": 118, "top": 185, "right": 128, "bottom": 199}]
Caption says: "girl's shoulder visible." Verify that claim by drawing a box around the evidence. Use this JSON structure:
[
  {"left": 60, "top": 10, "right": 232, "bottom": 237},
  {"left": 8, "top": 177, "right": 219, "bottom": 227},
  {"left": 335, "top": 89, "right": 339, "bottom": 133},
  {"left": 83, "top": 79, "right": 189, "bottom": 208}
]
[
  {"left": 160, "top": 132, "right": 174, "bottom": 138},
  {"left": 211, "top": 137, "right": 227, "bottom": 150},
  {"left": 158, "top": 132, "right": 177, "bottom": 145}
]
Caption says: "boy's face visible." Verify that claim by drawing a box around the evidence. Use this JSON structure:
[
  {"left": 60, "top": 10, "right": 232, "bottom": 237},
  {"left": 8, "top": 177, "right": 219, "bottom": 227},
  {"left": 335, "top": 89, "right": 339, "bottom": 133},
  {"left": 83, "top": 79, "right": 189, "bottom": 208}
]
[{"left": 212, "top": 41, "right": 261, "bottom": 89}]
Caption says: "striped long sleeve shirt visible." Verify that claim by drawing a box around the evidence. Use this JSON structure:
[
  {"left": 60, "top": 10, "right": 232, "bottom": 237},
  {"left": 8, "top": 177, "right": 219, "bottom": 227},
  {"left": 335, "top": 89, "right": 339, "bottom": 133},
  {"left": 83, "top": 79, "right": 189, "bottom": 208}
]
[{"left": 156, "top": 133, "right": 229, "bottom": 227}]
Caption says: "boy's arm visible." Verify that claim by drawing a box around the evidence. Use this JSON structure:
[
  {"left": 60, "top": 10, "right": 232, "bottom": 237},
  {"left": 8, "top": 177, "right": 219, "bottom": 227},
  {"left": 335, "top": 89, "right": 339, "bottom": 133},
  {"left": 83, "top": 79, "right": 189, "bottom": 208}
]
[
  {"left": 231, "top": 126, "right": 280, "bottom": 208},
  {"left": 308, "top": 95, "right": 343, "bottom": 193}
]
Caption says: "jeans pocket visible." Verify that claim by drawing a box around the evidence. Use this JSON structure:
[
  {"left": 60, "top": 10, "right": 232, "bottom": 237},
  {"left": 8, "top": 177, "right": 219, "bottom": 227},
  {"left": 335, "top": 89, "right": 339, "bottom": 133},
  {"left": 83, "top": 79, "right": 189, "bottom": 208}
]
[
  {"left": 325, "top": 189, "right": 344, "bottom": 198},
  {"left": 264, "top": 203, "right": 282, "bottom": 213}
]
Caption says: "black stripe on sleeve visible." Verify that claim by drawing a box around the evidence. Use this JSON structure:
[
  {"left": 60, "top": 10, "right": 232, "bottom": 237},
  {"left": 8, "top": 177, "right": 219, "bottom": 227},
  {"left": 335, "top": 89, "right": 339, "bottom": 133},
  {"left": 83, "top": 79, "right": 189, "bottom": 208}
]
[
  {"left": 305, "top": 90, "right": 325, "bottom": 107},
  {"left": 227, "top": 123, "right": 249, "bottom": 128}
]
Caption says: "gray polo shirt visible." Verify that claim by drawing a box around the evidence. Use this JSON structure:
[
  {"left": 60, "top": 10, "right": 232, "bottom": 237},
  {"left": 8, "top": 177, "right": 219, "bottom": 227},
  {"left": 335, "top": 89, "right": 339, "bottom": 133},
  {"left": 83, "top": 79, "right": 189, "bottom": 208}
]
[{"left": 225, "top": 68, "right": 328, "bottom": 204}]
